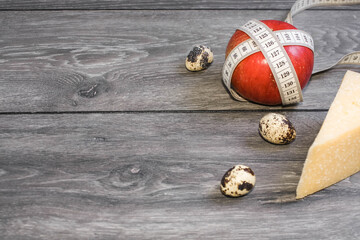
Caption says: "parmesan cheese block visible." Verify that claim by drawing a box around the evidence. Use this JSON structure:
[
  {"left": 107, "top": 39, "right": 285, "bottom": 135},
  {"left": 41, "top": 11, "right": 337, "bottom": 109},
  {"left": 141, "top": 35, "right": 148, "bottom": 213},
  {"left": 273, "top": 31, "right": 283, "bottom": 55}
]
[{"left": 296, "top": 70, "right": 360, "bottom": 199}]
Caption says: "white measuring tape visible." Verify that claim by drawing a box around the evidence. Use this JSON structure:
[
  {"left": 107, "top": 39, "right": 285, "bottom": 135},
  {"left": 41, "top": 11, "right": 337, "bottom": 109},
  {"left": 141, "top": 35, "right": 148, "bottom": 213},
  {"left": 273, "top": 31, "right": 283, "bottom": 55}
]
[
  {"left": 223, "top": 0, "right": 360, "bottom": 105},
  {"left": 285, "top": 0, "right": 360, "bottom": 24},
  {"left": 223, "top": 20, "right": 314, "bottom": 104},
  {"left": 314, "top": 51, "right": 360, "bottom": 74},
  {"left": 286, "top": 0, "right": 360, "bottom": 75}
]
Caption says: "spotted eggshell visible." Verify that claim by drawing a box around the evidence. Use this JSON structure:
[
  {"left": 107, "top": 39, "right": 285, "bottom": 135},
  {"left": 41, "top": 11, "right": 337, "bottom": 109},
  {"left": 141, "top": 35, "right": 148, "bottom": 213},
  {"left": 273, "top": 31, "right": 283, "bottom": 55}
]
[
  {"left": 220, "top": 165, "right": 256, "bottom": 197},
  {"left": 259, "top": 113, "right": 296, "bottom": 145},
  {"left": 185, "top": 45, "right": 213, "bottom": 71}
]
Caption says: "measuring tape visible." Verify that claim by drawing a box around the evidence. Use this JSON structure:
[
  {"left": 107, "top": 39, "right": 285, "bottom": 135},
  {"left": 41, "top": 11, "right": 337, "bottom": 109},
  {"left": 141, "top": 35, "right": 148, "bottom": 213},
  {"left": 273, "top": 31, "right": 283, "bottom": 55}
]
[
  {"left": 223, "top": 0, "right": 360, "bottom": 105},
  {"left": 314, "top": 51, "right": 360, "bottom": 74},
  {"left": 222, "top": 20, "right": 314, "bottom": 104},
  {"left": 285, "top": 0, "right": 360, "bottom": 24}
]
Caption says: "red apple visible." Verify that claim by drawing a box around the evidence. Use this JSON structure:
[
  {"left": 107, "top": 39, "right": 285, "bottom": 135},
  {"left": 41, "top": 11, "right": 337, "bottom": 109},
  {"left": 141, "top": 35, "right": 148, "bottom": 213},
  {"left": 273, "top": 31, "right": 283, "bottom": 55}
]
[{"left": 225, "top": 20, "right": 314, "bottom": 105}]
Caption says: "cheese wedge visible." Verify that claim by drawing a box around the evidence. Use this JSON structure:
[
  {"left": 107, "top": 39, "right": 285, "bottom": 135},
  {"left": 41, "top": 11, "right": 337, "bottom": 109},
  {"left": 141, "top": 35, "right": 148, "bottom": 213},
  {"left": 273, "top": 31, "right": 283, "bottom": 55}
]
[{"left": 296, "top": 70, "right": 360, "bottom": 199}]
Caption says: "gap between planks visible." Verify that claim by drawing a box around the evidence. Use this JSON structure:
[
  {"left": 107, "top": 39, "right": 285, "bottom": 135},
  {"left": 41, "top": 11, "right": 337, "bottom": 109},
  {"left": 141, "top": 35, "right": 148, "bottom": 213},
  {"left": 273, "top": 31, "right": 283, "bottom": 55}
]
[
  {"left": 0, "top": 109, "right": 330, "bottom": 115},
  {"left": 1, "top": 8, "right": 360, "bottom": 11}
]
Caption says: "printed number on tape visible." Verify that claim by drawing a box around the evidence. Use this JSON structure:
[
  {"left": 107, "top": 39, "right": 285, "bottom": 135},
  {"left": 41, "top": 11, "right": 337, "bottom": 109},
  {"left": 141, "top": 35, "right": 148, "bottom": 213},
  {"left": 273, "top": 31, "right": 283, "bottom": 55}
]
[{"left": 222, "top": 20, "right": 313, "bottom": 105}]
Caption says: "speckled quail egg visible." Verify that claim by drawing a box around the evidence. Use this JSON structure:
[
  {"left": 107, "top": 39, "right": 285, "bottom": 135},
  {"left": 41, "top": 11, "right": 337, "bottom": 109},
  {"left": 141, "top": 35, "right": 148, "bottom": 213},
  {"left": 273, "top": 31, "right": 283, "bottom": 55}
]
[
  {"left": 220, "top": 165, "right": 256, "bottom": 197},
  {"left": 259, "top": 113, "right": 296, "bottom": 145},
  {"left": 185, "top": 45, "right": 213, "bottom": 71}
]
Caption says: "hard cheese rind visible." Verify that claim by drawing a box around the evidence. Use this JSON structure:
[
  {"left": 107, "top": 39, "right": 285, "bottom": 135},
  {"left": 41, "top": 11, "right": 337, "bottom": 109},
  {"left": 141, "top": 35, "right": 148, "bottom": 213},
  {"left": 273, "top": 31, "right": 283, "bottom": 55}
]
[{"left": 296, "top": 70, "right": 360, "bottom": 199}]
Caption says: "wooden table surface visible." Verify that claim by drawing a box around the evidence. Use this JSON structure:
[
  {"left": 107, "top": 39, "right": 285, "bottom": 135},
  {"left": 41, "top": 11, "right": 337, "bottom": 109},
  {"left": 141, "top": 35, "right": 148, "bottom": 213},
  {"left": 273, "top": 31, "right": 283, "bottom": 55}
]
[{"left": 1, "top": 0, "right": 359, "bottom": 239}]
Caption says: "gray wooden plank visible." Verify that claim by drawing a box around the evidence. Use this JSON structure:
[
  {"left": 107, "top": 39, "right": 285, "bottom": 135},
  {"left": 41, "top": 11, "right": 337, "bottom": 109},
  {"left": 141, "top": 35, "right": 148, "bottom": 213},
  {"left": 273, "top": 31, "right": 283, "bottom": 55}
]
[
  {"left": 0, "top": 10, "right": 359, "bottom": 112},
  {"left": 0, "top": 112, "right": 359, "bottom": 239},
  {"left": 0, "top": 0, "right": 360, "bottom": 10}
]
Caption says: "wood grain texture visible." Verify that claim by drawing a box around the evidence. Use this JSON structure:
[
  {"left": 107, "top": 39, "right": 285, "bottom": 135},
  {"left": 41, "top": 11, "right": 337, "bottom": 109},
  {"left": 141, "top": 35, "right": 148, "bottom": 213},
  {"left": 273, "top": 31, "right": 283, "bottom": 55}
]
[
  {"left": 1, "top": 3, "right": 360, "bottom": 239},
  {"left": 0, "top": 0, "right": 359, "bottom": 10},
  {"left": 0, "top": 112, "right": 359, "bottom": 239},
  {"left": 0, "top": 10, "right": 359, "bottom": 112},
  {"left": 0, "top": 0, "right": 360, "bottom": 10}
]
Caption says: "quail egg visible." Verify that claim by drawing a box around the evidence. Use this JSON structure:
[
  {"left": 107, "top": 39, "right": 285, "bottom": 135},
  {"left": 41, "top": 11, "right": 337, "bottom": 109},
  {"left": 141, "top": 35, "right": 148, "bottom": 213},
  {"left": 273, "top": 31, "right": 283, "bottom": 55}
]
[
  {"left": 185, "top": 45, "right": 213, "bottom": 71},
  {"left": 220, "top": 165, "right": 256, "bottom": 197},
  {"left": 259, "top": 113, "right": 296, "bottom": 145}
]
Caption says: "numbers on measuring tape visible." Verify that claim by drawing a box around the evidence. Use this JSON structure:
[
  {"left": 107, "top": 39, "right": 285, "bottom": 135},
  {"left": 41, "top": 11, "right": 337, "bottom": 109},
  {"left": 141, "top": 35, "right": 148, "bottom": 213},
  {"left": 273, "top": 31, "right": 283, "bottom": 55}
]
[
  {"left": 288, "top": 95, "right": 298, "bottom": 103},
  {"left": 314, "top": 51, "right": 360, "bottom": 74},
  {"left": 283, "top": 33, "right": 292, "bottom": 41},
  {"left": 274, "top": 30, "right": 314, "bottom": 51},
  {"left": 281, "top": 71, "right": 291, "bottom": 79},
  {"left": 282, "top": 0, "right": 360, "bottom": 76},
  {"left": 268, "top": 48, "right": 284, "bottom": 61},
  {"left": 275, "top": 58, "right": 288, "bottom": 70},
  {"left": 271, "top": 50, "right": 280, "bottom": 58},
  {"left": 222, "top": 23, "right": 315, "bottom": 105},
  {"left": 222, "top": 19, "right": 309, "bottom": 105},
  {"left": 258, "top": 32, "right": 269, "bottom": 40},
  {"left": 286, "top": 89, "right": 296, "bottom": 96},
  {"left": 253, "top": 26, "right": 264, "bottom": 33},
  {"left": 250, "top": 40, "right": 258, "bottom": 49},
  {"left": 302, "top": 34, "right": 309, "bottom": 44},
  {"left": 341, "top": 53, "right": 360, "bottom": 64},
  {"left": 277, "top": 61, "right": 286, "bottom": 68},
  {"left": 264, "top": 40, "right": 275, "bottom": 48},
  {"left": 284, "top": 80, "right": 294, "bottom": 88}
]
